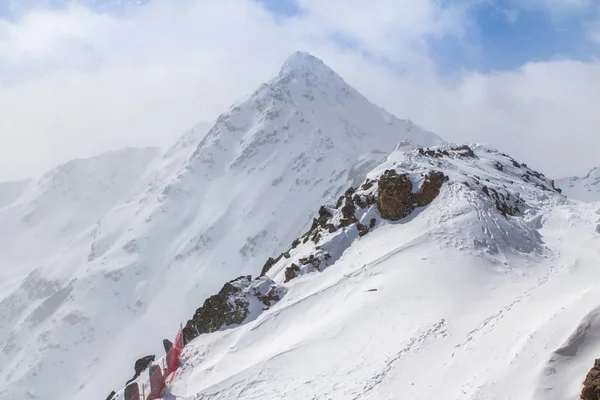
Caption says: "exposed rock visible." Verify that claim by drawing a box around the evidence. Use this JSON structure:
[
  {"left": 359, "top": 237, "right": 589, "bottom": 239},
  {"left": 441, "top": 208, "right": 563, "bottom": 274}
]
[
  {"left": 360, "top": 179, "right": 375, "bottom": 191},
  {"left": 285, "top": 264, "right": 300, "bottom": 283},
  {"left": 376, "top": 170, "right": 414, "bottom": 221},
  {"left": 369, "top": 218, "right": 376, "bottom": 229},
  {"left": 417, "top": 145, "right": 476, "bottom": 159},
  {"left": 357, "top": 222, "right": 369, "bottom": 237},
  {"left": 416, "top": 171, "right": 447, "bottom": 207},
  {"left": 106, "top": 391, "right": 116, "bottom": 400},
  {"left": 318, "top": 206, "right": 333, "bottom": 223},
  {"left": 581, "top": 359, "right": 600, "bottom": 400},
  {"left": 126, "top": 355, "right": 155, "bottom": 385},
  {"left": 452, "top": 144, "right": 476, "bottom": 158},
  {"left": 260, "top": 257, "right": 278, "bottom": 277},
  {"left": 417, "top": 147, "right": 447, "bottom": 158},
  {"left": 339, "top": 188, "right": 358, "bottom": 227},
  {"left": 162, "top": 339, "right": 173, "bottom": 355},
  {"left": 182, "top": 276, "right": 285, "bottom": 345}
]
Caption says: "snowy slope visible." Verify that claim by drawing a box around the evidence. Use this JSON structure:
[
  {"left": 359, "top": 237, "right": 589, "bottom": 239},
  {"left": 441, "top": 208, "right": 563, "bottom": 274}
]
[
  {"left": 556, "top": 167, "right": 600, "bottom": 202},
  {"left": 145, "top": 144, "right": 600, "bottom": 400},
  {"left": 0, "top": 52, "right": 441, "bottom": 400}
]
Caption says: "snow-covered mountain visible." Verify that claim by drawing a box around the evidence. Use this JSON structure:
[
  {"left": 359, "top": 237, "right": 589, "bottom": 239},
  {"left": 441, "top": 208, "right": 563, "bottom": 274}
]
[
  {"left": 123, "top": 144, "right": 600, "bottom": 400},
  {"left": 556, "top": 167, "right": 600, "bottom": 202},
  {"left": 0, "top": 52, "right": 441, "bottom": 400},
  {"left": 5, "top": 50, "right": 599, "bottom": 400}
]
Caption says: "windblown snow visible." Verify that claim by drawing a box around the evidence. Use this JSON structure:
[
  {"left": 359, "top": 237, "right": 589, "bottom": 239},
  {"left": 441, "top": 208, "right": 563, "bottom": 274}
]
[{"left": 1, "top": 52, "right": 599, "bottom": 400}]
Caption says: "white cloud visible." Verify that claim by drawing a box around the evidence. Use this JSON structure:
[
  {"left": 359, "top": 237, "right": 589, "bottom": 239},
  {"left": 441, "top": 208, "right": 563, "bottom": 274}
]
[{"left": 0, "top": 0, "right": 598, "bottom": 180}]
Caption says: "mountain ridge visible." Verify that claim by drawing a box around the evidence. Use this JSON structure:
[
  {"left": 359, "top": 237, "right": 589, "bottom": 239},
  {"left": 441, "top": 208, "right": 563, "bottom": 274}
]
[{"left": 0, "top": 52, "right": 442, "bottom": 400}]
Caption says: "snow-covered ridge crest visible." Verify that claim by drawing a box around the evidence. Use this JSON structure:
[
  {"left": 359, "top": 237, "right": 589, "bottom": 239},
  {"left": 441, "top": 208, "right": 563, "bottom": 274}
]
[
  {"left": 147, "top": 143, "right": 563, "bottom": 358},
  {"left": 263, "top": 143, "right": 562, "bottom": 284},
  {"left": 103, "top": 142, "right": 571, "bottom": 399}
]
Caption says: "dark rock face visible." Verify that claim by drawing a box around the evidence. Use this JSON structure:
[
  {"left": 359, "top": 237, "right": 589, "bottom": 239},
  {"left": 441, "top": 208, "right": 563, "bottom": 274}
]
[
  {"left": 582, "top": 359, "right": 600, "bottom": 400},
  {"left": 377, "top": 170, "right": 447, "bottom": 221},
  {"left": 106, "top": 391, "right": 116, "bottom": 400},
  {"left": 134, "top": 355, "right": 155, "bottom": 376},
  {"left": 369, "top": 218, "right": 376, "bottom": 229},
  {"left": 285, "top": 264, "right": 300, "bottom": 283},
  {"left": 452, "top": 145, "right": 477, "bottom": 158},
  {"left": 162, "top": 339, "right": 173, "bottom": 355},
  {"left": 481, "top": 185, "right": 523, "bottom": 216},
  {"left": 357, "top": 222, "right": 369, "bottom": 237},
  {"left": 183, "top": 277, "right": 250, "bottom": 345},
  {"left": 260, "top": 257, "right": 278, "bottom": 277},
  {"left": 376, "top": 170, "right": 415, "bottom": 221},
  {"left": 126, "top": 355, "right": 155, "bottom": 385},
  {"left": 182, "top": 276, "right": 285, "bottom": 345},
  {"left": 416, "top": 145, "right": 477, "bottom": 159},
  {"left": 416, "top": 171, "right": 447, "bottom": 206}
]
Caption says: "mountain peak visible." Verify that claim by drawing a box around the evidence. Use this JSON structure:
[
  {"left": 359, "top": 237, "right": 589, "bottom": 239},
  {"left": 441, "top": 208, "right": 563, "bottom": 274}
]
[{"left": 279, "top": 51, "right": 333, "bottom": 78}]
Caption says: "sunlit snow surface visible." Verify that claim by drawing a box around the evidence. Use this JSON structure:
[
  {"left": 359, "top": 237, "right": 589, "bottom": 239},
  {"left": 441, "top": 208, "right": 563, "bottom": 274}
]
[
  {"left": 168, "top": 147, "right": 600, "bottom": 400},
  {"left": 0, "top": 52, "right": 441, "bottom": 399}
]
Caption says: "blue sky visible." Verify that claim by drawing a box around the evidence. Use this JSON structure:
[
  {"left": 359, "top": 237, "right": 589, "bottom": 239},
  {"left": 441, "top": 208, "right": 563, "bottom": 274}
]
[
  {"left": 1, "top": 0, "right": 598, "bottom": 73},
  {"left": 255, "top": 0, "right": 600, "bottom": 73}
]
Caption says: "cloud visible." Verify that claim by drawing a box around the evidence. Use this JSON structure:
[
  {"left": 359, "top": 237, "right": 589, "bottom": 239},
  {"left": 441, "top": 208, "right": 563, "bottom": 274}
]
[{"left": 0, "top": 0, "right": 598, "bottom": 180}]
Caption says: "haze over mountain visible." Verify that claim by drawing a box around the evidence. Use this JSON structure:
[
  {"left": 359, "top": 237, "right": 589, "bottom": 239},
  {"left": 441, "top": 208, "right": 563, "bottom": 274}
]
[
  {"left": 0, "top": 52, "right": 442, "bottom": 400},
  {"left": 2, "top": 52, "right": 600, "bottom": 400}
]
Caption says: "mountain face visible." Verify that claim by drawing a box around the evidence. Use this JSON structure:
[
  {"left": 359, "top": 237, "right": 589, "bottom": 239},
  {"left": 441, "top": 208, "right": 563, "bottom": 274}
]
[
  {"left": 0, "top": 52, "right": 441, "bottom": 400},
  {"left": 556, "top": 167, "right": 600, "bottom": 202},
  {"left": 119, "top": 144, "right": 600, "bottom": 400}
]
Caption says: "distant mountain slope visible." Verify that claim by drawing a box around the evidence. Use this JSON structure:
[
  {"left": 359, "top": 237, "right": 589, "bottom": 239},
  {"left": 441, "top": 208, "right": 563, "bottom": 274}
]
[
  {"left": 0, "top": 147, "right": 159, "bottom": 266},
  {"left": 0, "top": 52, "right": 442, "bottom": 400},
  {"left": 556, "top": 167, "right": 600, "bottom": 202}
]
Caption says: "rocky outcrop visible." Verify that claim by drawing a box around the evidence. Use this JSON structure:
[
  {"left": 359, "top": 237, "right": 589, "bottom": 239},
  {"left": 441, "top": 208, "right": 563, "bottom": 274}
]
[
  {"left": 106, "top": 391, "right": 116, "bottom": 400},
  {"left": 416, "top": 171, "right": 446, "bottom": 206},
  {"left": 582, "top": 359, "right": 600, "bottom": 399},
  {"left": 376, "top": 171, "right": 414, "bottom": 221},
  {"left": 285, "top": 264, "right": 300, "bottom": 283},
  {"left": 182, "top": 276, "right": 286, "bottom": 345},
  {"left": 162, "top": 339, "right": 173, "bottom": 355},
  {"left": 481, "top": 185, "right": 523, "bottom": 216},
  {"left": 417, "top": 144, "right": 477, "bottom": 159},
  {"left": 377, "top": 170, "right": 447, "bottom": 221},
  {"left": 126, "top": 355, "right": 155, "bottom": 385}
]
